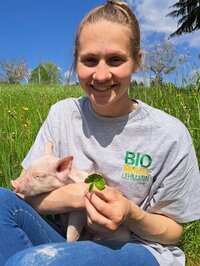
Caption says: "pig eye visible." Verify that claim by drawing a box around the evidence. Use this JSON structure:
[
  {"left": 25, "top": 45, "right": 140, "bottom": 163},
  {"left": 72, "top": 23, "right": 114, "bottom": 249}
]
[
  {"left": 34, "top": 173, "right": 46, "bottom": 180},
  {"left": 34, "top": 176, "right": 43, "bottom": 181}
]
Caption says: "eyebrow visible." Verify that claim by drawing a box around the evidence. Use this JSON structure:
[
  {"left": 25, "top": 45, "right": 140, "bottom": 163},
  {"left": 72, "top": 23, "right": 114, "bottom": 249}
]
[{"left": 79, "top": 51, "right": 129, "bottom": 58}]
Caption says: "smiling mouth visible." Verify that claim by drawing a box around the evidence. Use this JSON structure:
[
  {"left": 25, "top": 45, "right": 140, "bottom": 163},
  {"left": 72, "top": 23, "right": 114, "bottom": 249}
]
[{"left": 90, "top": 84, "right": 117, "bottom": 91}]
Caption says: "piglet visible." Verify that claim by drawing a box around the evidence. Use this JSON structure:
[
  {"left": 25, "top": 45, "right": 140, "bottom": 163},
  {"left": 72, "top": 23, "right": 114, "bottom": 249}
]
[
  {"left": 11, "top": 142, "right": 131, "bottom": 242},
  {"left": 11, "top": 142, "right": 88, "bottom": 242}
]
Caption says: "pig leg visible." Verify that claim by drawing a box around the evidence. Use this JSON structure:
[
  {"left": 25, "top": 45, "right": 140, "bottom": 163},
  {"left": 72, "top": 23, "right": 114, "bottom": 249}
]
[
  {"left": 66, "top": 210, "right": 86, "bottom": 242},
  {"left": 57, "top": 213, "right": 69, "bottom": 233}
]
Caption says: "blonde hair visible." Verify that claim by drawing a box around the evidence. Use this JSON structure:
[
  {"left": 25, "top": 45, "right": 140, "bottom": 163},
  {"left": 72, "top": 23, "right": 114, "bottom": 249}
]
[{"left": 72, "top": 0, "right": 140, "bottom": 74}]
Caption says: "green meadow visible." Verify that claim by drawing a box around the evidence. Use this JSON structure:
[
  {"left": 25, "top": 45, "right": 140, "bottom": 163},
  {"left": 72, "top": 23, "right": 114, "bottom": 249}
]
[{"left": 0, "top": 84, "right": 199, "bottom": 265}]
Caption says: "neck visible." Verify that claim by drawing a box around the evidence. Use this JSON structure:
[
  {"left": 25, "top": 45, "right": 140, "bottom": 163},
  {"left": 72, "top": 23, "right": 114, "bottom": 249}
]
[{"left": 91, "top": 99, "right": 138, "bottom": 118}]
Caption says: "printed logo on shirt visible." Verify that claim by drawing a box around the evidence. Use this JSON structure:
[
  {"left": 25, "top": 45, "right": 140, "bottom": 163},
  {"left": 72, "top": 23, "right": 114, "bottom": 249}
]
[{"left": 121, "top": 151, "right": 152, "bottom": 182}]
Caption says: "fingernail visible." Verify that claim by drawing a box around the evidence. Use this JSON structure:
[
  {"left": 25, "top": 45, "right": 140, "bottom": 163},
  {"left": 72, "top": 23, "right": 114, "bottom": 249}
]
[{"left": 84, "top": 190, "right": 89, "bottom": 196}]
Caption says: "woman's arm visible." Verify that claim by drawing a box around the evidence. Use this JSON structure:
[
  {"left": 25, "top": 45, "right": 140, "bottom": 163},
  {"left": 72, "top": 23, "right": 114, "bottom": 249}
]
[
  {"left": 21, "top": 182, "right": 89, "bottom": 215},
  {"left": 124, "top": 199, "right": 183, "bottom": 244},
  {"left": 84, "top": 186, "right": 183, "bottom": 245}
]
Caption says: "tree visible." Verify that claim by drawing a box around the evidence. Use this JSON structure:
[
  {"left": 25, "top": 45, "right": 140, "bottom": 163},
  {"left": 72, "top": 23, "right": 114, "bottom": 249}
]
[
  {"left": 142, "top": 41, "right": 180, "bottom": 85},
  {"left": 167, "top": 0, "right": 200, "bottom": 37},
  {"left": 0, "top": 58, "right": 29, "bottom": 84},
  {"left": 29, "top": 62, "right": 62, "bottom": 85}
]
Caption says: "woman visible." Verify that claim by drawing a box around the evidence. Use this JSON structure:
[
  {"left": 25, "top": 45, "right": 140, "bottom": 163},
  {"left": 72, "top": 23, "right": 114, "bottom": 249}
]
[{"left": 1, "top": 1, "right": 200, "bottom": 265}]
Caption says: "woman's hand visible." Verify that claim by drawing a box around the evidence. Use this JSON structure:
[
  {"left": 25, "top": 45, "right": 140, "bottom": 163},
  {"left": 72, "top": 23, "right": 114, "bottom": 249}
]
[
  {"left": 84, "top": 186, "right": 131, "bottom": 235},
  {"left": 84, "top": 185, "right": 183, "bottom": 244}
]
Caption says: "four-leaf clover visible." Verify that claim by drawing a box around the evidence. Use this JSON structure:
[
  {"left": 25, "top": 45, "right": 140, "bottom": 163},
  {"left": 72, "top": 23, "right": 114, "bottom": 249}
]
[{"left": 84, "top": 173, "right": 107, "bottom": 193}]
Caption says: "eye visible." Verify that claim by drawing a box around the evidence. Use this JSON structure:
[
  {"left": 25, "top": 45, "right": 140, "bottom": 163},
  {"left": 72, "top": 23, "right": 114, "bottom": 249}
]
[
  {"left": 34, "top": 176, "right": 42, "bottom": 182},
  {"left": 79, "top": 57, "right": 98, "bottom": 67},
  {"left": 34, "top": 173, "right": 46, "bottom": 180},
  {"left": 108, "top": 57, "right": 125, "bottom": 67}
]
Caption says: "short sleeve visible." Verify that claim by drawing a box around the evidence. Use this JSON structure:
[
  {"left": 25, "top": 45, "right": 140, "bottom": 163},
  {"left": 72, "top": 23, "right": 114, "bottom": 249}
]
[{"left": 147, "top": 143, "right": 200, "bottom": 223}]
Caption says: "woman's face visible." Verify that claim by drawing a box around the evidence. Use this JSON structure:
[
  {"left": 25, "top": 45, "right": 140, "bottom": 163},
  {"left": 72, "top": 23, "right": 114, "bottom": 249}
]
[{"left": 76, "top": 20, "right": 140, "bottom": 117}]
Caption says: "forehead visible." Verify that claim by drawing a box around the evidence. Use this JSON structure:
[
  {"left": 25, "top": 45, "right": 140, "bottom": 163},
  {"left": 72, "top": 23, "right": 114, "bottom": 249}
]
[{"left": 78, "top": 20, "right": 132, "bottom": 55}]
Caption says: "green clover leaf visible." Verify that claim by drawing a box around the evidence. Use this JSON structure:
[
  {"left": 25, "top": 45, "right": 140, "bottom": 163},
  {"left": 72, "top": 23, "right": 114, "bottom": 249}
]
[
  {"left": 85, "top": 173, "right": 107, "bottom": 192},
  {"left": 89, "top": 183, "right": 94, "bottom": 193}
]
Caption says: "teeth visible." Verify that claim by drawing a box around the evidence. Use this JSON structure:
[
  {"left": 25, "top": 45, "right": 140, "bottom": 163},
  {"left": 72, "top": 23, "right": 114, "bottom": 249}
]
[{"left": 94, "top": 88, "right": 109, "bottom": 91}]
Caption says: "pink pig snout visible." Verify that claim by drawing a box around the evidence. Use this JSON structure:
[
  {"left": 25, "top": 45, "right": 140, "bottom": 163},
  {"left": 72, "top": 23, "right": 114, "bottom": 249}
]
[{"left": 11, "top": 179, "right": 20, "bottom": 192}]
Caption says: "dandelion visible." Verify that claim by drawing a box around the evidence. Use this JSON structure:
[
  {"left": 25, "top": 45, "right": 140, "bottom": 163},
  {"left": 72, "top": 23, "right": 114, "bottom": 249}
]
[{"left": 22, "top": 106, "right": 28, "bottom": 111}]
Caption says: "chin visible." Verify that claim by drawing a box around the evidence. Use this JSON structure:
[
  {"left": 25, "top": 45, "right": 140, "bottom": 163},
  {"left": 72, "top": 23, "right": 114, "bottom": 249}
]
[{"left": 91, "top": 96, "right": 114, "bottom": 107}]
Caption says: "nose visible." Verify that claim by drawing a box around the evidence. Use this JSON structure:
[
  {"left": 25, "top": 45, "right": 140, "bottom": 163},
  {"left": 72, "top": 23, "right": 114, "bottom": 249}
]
[{"left": 92, "top": 61, "right": 112, "bottom": 82}]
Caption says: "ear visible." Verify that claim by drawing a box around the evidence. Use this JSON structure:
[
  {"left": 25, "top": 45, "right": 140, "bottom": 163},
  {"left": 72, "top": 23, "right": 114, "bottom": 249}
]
[
  {"left": 44, "top": 142, "right": 53, "bottom": 155},
  {"left": 132, "top": 50, "right": 142, "bottom": 73},
  {"left": 56, "top": 156, "right": 73, "bottom": 182}
]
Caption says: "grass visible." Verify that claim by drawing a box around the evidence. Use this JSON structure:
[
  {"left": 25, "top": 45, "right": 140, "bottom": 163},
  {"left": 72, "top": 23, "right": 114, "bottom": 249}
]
[
  {"left": 0, "top": 83, "right": 199, "bottom": 265},
  {"left": 0, "top": 84, "right": 83, "bottom": 186}
]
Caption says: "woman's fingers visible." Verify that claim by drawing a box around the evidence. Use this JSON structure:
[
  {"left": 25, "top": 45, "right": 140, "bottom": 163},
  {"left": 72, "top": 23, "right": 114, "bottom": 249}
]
[
  {"left": 85, "top": 188, "right": 128, "bottom": 222},
  {"left": 84, "top": 188, "right": 129, "bottom": 232},
  {"left": 84, "top": 194, "right": 113, "bottom": 232},
  {"left": 93, "top": 186, "right": 122, "bottom": 202},
  {"left": 85, "top": 190, "right": 114, "bottom": 219}
]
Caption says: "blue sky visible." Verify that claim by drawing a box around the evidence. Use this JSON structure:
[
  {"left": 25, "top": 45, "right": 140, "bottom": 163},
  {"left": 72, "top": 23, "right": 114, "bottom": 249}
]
[{"left": 0, "top": 0, "right": 199, "bottom": 85}]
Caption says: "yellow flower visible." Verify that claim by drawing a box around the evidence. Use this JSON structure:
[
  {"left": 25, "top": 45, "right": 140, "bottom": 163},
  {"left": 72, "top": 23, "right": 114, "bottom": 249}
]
[{"left": 22, "top": 106, "right": 28, "bottom": 111}]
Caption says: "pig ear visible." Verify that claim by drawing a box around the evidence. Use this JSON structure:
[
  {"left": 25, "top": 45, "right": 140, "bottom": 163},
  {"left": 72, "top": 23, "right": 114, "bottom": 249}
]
[
  {"left": 56, "top": 156, "right": 73, "bottom": 182},
  {"left": 44, "top": 142, "right": 53, "bottom": 155}
]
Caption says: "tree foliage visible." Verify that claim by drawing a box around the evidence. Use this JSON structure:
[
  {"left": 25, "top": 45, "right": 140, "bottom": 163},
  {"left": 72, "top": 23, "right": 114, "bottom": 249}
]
[
  {"left": 142, "top": 41, "right": 180, "bottom": 85},
  {"left": 0, "top": 58, "right": 28, "bottom": 84},
  {"left": 167, "top": 0, "right": 200, "bottom": 37},
  {"left": 29, "top": 62, "right": 62, "bottom": 85}
]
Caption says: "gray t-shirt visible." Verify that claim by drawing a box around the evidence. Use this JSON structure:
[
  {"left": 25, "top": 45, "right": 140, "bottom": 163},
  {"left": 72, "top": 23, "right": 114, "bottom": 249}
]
[{"left": 22, "top": 97, "right": 200, "bottom": 266}]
